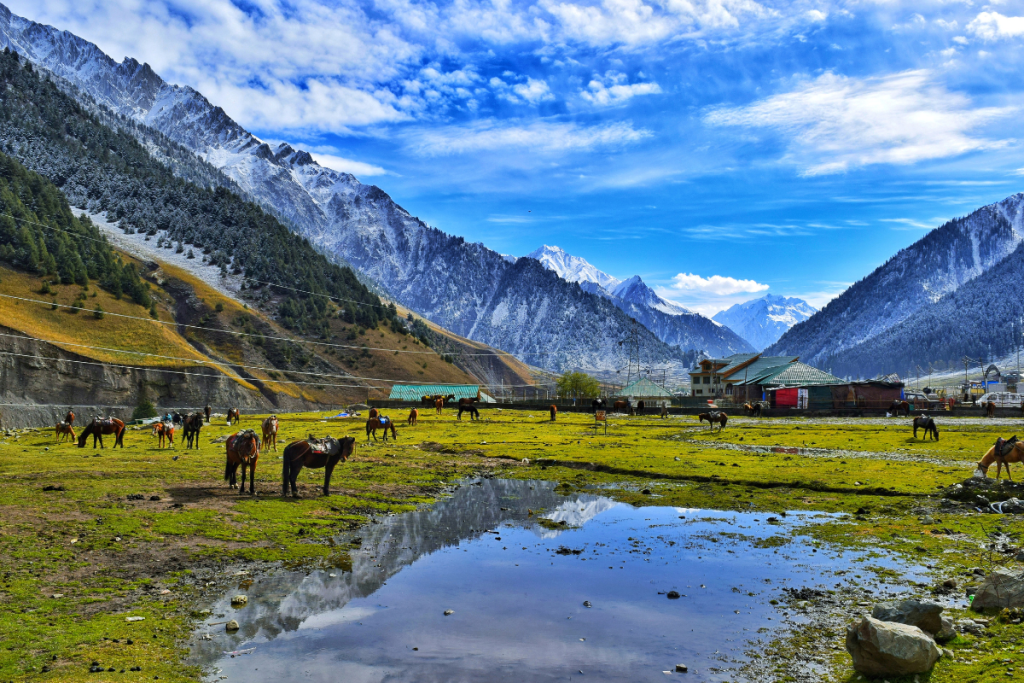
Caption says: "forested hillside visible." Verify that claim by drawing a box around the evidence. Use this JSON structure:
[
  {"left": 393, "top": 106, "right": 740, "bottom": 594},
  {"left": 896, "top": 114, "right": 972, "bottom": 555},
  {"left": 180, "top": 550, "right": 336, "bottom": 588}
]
[{"left": 0, "top": 48, "right": 384, "bottom": 337}]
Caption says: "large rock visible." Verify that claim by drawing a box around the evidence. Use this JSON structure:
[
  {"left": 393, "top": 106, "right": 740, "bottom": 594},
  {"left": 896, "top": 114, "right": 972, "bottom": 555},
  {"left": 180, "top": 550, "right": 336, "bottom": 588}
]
[
  {"left": 871, "top": 599, "right": 944, "bottom": 635},
  {"left": 972, "top": 568, "right": 1024, "bottom": 610},
  {"left": 846, "top": 617, "right": 940, "bottom": 676}
]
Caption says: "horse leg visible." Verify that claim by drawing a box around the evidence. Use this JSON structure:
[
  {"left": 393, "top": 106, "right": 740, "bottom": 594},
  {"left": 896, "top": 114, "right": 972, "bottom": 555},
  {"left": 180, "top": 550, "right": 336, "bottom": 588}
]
[
  {"left": 323, "top": 462, "right": 335, "bottom": 497},
  {"left": 238, "top": 464, "right": 247, "bottom": 495},
  {"left": 248, "top": 461, "right": 256, "bottom": 495}
]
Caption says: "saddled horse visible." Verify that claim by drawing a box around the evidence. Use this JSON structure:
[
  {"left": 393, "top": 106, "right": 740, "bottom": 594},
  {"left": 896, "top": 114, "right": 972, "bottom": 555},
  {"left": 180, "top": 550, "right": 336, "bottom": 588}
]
[
  {"left": 281, "top": 436, "right": 355, "bottom": 497},
  {"left": 636, "top": 400, "right": 646, "bottom": 416},
  {"left": 261, "top": 415, "right": 279, "bottom": 451},
  {"left": 183, "top": 412, "right": 204, "bottom": 449},
  {"left": 64, "top": 409, "right": 75, "bottom": 426},
  {"left": 458, "top": 405, "right": 480, "bottom": 421},
  {"left": 591, "top": 398, "right": 607, "bottom": 413},
  {"left": 366, "top": 415, "right": 397, "bottom": 442},
  {"left": 204, "top": 404, "right": 212, "bottom": 423},
  {"left": 549, "top": 404, "right": 557, "bottom": 421},
  {"left": 368, "top": 407, "right": 379, "bottom": 420},
  {"left": 55, "top": 421, "right": 76, "bottom": 443},
  {"left": 78, "top": 417, "right": 126, "bottom": 449},
  {"left": 407, "top": 408, "right": 419, "bottom": 426},
  {"left": 171, "top": 412, "right": 186, "bottom": 426},
  {"left": 744, "top": 402, "right": 768, "bottom": 418},
  {"left": 152, "top": 421, "right": 174, "bottom": 448},
  {"left": 227, "top": 408, "right": 241, "bottom": 424},
  {"left": 912, "top": 416, "right": 939, "bottom": 441},
  {"left": 889, "top": 400, "right": 910, "bottom": 417},
  {"left": 225, "top": 429, "right": 260, "bottom": 494},
  {"left": 977, "top": 437, "right": 1024, "bottom": 481},
  {"left": 698, "top": 411, "right": 728, "bottom": 431}
]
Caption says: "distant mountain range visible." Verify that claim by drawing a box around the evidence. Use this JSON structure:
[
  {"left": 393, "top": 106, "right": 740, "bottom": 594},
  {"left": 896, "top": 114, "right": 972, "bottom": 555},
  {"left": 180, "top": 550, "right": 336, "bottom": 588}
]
[
  {"left": 525, "top": 245, "right": 754, "bottom": 356},
  {"left": 713, "top": 295, "right": 816, "bottom": 351}
]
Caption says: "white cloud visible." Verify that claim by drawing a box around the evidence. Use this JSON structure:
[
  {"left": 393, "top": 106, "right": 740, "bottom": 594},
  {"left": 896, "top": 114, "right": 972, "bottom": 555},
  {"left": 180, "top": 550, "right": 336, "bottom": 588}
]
[
  {"left": 667, "top": 272, "right": 769, "bottom": 295},
  {"left": 880, "top": 217, "right": 933, "bottom": 230},
  {"left": 806, "top": 9, "right": 827, "bottom": 22},
  {"left": 309, "top": 153, "right": 389, "bottom": 177},
  {"left": 513, "top": 77, "right": 556, "bottom": 104},
  {"left": 406, "top": 120, "right": 651, "bottom": 155},
  {"left": 704, "top": 69, "right": 1016, "bottom": 175},
  {"left": 953, "top": 35, "right": 968, "bottom": 45},
  {"left": 580, "top": 71, "right": 662, "bottom": 106},
  {"left": 967, "top": 12, "right": 1024, "bottom": 40}
]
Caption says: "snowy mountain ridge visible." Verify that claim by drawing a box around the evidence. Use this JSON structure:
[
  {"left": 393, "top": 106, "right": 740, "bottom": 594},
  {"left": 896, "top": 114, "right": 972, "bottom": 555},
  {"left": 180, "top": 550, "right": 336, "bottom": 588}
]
[
  {"left": 527, "top": 245, "right": 621, "bottom": 291},
  {"left": 712, "top": 295, "right": 816, "bottom": 351}
]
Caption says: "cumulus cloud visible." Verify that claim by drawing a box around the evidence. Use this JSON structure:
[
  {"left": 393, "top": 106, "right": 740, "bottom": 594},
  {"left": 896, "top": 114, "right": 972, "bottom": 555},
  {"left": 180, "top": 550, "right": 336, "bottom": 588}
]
[
  {"left": 580, "top": 71, "right": 662, "bottom": 106},
  {"left": 667, "top": 273, "right": 769, "bottom": 295},
  {"left": 406, "top": 120, "right": 651, "bottom": 155},
  {"left": 968, "top": 12, "right": 1024, "bottom": 40},
  {"left": 704, "top": 69, "right": 1016, "bottom": 175}
]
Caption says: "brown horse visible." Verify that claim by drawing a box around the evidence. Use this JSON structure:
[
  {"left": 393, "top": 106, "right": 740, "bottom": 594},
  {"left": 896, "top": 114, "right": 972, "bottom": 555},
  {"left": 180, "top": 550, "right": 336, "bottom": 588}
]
[
  {"left": 225, "top": 429, "right": 260, "bottom": 494},
  {"left": 55, "top": 421, "right": 76, "bottom": 443},
  {"left": 977, "top": 440, "right": 1024, "bottom": 481},
  {"left": 744, "top": 402, "right": 767, "bottom": 418},
  {"left": 227, "top": 408, "right": 241, "bottom": 424},
  {"left": 408, "top": 408, "right": 418, "bottom": 426},
  {"left": 366, "top": 416, "right": 397, "bottom": 442},
  {"left": 549, "top": 404, "right": 557, "bottom": 421},
  {"left": 281, "top": 436, "right": 355, "bottom": 497},
  {"left": 698, "top": 412, "right": 728, "bottom": 431},
  {"left": 986, "top": 401, "right": 996, "bottom": 418},
  {"left": 613, "top": 400, "right": 630, "bottom": 414},
  {"left": 152, "top": 421, "right": 174, "bottom": 448},
  {"left": 77, "top": 418, "right": 126, "bottom": 448},
  {"left": 912, "top": 416, "right": 939, "bottom": 440},
  {"left": 183, "top": 412, "right": 203, "bottom": 449},
  {"left": 889, "top": 400, "right": 910, "bottom": 417},
  {"left": 368, "top": 407, "right": 379, "bottom": 420},
  {"left": 435, "top": 398, "right": 443, "bottom": 415},
  {"left": 261, "top": 415, "right": 279, "bottom": 452},
  {"left": 204, "top": 404, "right": 212, "bottom": 423},
  {"left": 64, "top": 409, "right": 75, "bottom": 426}
]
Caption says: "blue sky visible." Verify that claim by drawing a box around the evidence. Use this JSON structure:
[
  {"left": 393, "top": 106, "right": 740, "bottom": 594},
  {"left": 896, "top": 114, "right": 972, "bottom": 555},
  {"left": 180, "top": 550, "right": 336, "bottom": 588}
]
[{"left": 14, "top": 0, "right": 1024, "bottom": 315}]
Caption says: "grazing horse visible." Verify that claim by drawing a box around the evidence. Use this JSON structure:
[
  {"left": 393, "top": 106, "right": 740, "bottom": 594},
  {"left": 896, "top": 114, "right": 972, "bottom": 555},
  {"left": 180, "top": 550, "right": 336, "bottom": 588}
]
[
  {"left": 281, "top": 436, "right": 355, "bottom": 497},
  {"left": 636, "top": 400, "right": 646, "bottom": 416},
  {"left": 64, "top": 409, "right": 75, "bottom": 426},
  {"left": 227, "top": 408, "right": 241, "bottom": 424},
  {"left": 225, "top": 429, "right": 260, "bottom": 494},
  {"left": 986, "top": 401, "right": 996, "bottom": 418},
  {"left": 408, "top": 408, "right": 419, "bottom": 426},
  {"left": 549, "top": 404, "right": 557, "bottom": 421},
  {"left": 458, "top": 405, "right": 480, "bottom": 421},
  {"left": 435, "top": 398, "right": 444, "bottom": 415},
  {"left": 78, "top": 417, "right": 126, "bottom": 449},
  {"left": 912, "top": 416, "right": 939, "bottom": 441},
  {"left": 366, "top": 416, "right": 397, "bottom": 442},
  {"left": 977, "top": 439, "right": 1024, "bottom": 481},
  {"left": 591, "top": 398, "right": 606, "bottom": 413},
  {"left": 261, "top": 415, "right": 279, "bottom": 451},
  {"left": 152, "top": 421, "right": 174, "bottom": 448},
  {"left": 204, "top": 405, "right": 212, "bottom": 423},
  {"left": 698, "top": 411, "right": 728, "bottom": 431},
  {"left": 55, "top": 421, "right": 76, "bottom": 443},
  {"left": 183, "top": 412, "right": 203, "bottom": 449},
  {"left": 889, "top": 401, "right": 910, "bottom": 417},
  {"left": 368, "top": 407, "right": 379, "bottom": 420}
]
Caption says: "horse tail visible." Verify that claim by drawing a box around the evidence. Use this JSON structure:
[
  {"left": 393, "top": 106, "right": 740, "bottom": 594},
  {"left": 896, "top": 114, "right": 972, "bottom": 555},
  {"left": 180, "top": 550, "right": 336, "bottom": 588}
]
[
  {"left": 282, "top": 443, "right": 293, "bottom": 486},
  {"left": 224, "top": 456, "right": 233, "bottom": 482}
]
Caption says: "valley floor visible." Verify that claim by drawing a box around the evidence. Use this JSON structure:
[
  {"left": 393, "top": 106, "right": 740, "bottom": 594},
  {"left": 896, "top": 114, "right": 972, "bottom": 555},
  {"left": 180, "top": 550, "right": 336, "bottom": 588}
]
[{"left": 0, "top": 410, "right": 1021, "bottom": 681}]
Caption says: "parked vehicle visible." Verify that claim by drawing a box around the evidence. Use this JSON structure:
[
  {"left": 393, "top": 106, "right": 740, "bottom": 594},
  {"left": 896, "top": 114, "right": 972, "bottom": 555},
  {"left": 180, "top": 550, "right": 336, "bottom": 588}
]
[
  {"left": 904, "top": 391, "right": 938, "bottom": 407},
  {"left": 977, "top": 392, "right": 1024, "bottom": 408}
]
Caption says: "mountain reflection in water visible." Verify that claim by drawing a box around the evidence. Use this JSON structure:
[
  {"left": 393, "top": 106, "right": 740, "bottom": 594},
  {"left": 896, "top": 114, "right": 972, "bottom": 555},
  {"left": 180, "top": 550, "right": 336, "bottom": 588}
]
[{"left": 191, "top": 479, "right": 916, "bottom": 682}]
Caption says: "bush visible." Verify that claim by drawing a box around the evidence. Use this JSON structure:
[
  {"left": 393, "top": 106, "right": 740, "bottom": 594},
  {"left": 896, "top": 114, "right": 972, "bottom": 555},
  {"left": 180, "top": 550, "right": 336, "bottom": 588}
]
[
  {"left": 131, "top": 389, "right": 157, "bottom": 420},
  {"left": 92, "top": 304, "right": 103, "bottom": 319}
]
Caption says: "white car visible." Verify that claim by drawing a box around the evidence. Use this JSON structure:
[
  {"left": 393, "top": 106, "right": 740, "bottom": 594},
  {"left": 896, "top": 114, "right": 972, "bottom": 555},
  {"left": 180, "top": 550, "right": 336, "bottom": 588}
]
[{"left": 978, "top": 392, "right": 1024, "bottom": 408}]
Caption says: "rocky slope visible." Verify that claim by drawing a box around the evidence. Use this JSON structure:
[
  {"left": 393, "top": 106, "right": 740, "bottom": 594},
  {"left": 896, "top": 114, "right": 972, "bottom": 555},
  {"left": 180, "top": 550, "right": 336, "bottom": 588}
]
[
  {"left": 713, "top": 295, "right": 816, "bottom": 351},
  {"left": 0, "top": 4, "right": 685, "bottom": 373}
]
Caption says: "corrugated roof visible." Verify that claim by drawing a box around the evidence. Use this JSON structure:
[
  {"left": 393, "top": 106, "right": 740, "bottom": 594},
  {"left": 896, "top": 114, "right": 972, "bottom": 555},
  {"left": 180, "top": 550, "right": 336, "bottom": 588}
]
[
  {"left": 388, "top": 384, "right": 480, "bottom": 400},
  {"left": 756, "top": 362, "right": 845, "bottom": 387},
  {"left": 621, "top": 377, "right": 672, "bottom": 397},
  {"left": 732, "top": 356, "right": 799, "bottom": 384}
]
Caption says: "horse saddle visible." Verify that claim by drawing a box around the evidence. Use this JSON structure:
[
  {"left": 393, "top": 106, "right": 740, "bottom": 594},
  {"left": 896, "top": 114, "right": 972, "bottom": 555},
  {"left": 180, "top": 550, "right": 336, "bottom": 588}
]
[
  {"left": 308, "top": 437, "right": 337, "bottom": 455},
  {"left": 378, "top": 416, "right": 390, "bottom": 425},
  {"left": 996, "top": 436, "right": 1018, "bottom": 459},
  {"left": 96, "top": 418, "right": 114, "bottom": 428}
]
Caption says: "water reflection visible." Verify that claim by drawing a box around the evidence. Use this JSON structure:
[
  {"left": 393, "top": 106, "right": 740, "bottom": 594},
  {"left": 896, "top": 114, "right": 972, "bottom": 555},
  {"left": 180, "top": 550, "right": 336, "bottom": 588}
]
[{"left": 192, "top": 479, "right": 921, "bottom": 682}]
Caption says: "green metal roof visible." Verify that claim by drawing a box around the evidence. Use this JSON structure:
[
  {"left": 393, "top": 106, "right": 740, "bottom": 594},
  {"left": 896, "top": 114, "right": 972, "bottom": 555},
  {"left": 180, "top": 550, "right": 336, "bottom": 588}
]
[
  {"left": 388, "top": 384, "right": 480, "bottom": 400},
  {"left": 730, "top": 356, "right": 799, "bottom": 384},
  {"left": 755, "top": 362, "right": 845, "bottom": 387},
  {"left": 620, "top": 377, "right": 673, "bottom": 397}
]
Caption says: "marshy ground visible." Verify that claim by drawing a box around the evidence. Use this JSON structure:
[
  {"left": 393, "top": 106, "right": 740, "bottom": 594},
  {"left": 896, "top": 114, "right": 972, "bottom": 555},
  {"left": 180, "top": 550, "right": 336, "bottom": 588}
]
[{"left": 1, "top": 408, "right": 1022, "bottom": 681}]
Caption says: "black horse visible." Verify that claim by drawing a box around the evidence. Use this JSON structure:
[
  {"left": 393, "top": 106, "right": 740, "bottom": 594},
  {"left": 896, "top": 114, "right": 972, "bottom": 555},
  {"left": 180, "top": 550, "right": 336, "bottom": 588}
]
[
  {"left": 912, "top": 416, "right": 939, "bottom": 441},
  {"left": 183, "top": 412, "right": 204, "bottom": 449},
  {"left": 458, "top": 405, "right": 480, "bottom": 421},
  {"left": 282, "top": 436, "right": 356, "bottom": 497},
  {"left": 591, "top": 398, "right": 607, "bottom": 413}
]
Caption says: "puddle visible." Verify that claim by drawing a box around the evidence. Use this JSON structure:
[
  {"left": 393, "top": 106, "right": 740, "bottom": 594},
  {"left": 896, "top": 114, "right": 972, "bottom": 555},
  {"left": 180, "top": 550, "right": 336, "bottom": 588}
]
[
  {"left": 686, "top": 439, "right": 973, "bottom": 467},
  {"left": 191, "top": 479, "right": 931, "bottom": 682}
]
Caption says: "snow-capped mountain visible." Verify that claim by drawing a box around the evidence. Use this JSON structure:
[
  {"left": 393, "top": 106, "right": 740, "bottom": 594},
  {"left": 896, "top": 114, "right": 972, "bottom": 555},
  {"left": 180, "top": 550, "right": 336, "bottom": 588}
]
[
  {"left": 0, "top": 3, "right": 694, "bottom": 373},
  {"left": 713, "top": 295, "right": 816, "bottom": 351},
  {"left": 527, "top": 245, "right": 621, "bottom": 291},
  {"left": 768, "top": 193, "right": 1024, "bottom": 365},
  {"left": 525, "top": 247, "right": 753, "bottom": 355}
]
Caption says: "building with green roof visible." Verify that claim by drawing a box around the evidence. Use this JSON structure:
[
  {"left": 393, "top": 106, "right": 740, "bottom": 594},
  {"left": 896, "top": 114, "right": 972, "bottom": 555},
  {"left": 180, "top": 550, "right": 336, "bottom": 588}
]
[
  {"left": 620, "top": 377, "right": 673, "bottom": 399},
  {"left": 388, "top": 384, "right": 481, "bottom": 401}
]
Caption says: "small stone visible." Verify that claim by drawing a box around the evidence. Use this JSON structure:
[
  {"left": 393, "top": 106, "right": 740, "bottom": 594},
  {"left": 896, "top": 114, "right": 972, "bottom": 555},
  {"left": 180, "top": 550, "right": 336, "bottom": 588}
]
[
  {"left": 230, "top": 595, "right": 248, "bottom": 606},
  {"left": 583, "top": 601, "right": 592, "bottom": 608},
  {"left": 675, "top": 663, "right": 688, "bottom": 672},
  {"left": 125, "top": 616, "right": 145, "bottom": 622},
  {"left": 666, "top": 591, "right": 680, "bottom": 599},
  {"left": 51, "top": 593, "right": 64, "bottom": 599},
  {"left": 444, "top": 609, "right": 454, "bottom": 616},
  {"left": 225, "top": 620, "right": 239, "bottom": 631},
  {"left": 159, "top": 590, "right": 171, "bottom": 595}
]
